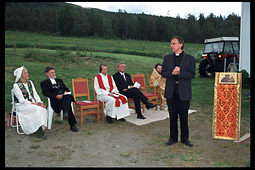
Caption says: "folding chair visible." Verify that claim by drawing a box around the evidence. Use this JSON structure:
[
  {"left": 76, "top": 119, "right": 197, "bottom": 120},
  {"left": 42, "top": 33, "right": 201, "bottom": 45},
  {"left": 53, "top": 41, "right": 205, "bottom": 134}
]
[
  {"left": 9, "top": 89, "right": 24, "bottom": 134},
  {"left": 72, "top": 77, "right": 100, "bottom": 126},
  {"left": 131, "top": 73, "right": 159, "bottom": 113}
]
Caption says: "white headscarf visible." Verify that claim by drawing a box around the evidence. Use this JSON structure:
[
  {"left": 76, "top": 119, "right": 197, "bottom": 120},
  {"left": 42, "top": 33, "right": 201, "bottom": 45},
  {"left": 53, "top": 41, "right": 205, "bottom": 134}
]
[{"left": 14, "top": 66, "right": 25, "bottom": 82}]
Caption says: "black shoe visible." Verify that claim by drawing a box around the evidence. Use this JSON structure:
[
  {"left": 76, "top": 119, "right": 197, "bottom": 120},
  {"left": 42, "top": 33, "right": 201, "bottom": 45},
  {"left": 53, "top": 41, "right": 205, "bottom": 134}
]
[
  {"left": 117, "top": 118, "right": 126, "bottom": 121},
  {"left": 106, "top": 116, "right": 113, "bottom": 123},
  {"left": 181, "top": 139, "right": 193, "bottom": 147},
  {"left": 63, "top": 112, "right": 69, "bottom": 120},
  {"left": 36, "top": 126, "right": 44, "bottom": 138},
  {"left": 70, "top": 125, "right": 79, "bottom": 132},
  {"left": 165, "top": 138, "right": 178, "bottom": 146},
  {"left": 137, "top": 114, "right": 146, "bottom": 119},
  {"left": 146, "top": 103, "right": 157, "bottom": 109}
]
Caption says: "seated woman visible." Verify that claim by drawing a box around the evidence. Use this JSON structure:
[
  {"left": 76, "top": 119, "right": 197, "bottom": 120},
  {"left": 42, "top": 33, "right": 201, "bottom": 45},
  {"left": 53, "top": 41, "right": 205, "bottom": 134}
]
[{"left": 13, "top": 66, "right": 48, "bottom": 138}]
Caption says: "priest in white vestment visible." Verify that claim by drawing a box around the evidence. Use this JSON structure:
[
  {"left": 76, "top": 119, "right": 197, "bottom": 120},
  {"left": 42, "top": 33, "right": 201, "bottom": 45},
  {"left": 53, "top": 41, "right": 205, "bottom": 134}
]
[
  {"left": 13, "top": 66, "right": 48, "bottom": 138},
  {"left": 94, "top": 64, "right": 130, "bottom": 123}
]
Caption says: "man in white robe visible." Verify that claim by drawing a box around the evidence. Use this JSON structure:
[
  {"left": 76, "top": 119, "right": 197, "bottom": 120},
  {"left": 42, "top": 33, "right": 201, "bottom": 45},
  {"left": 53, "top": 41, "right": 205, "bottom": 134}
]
[
  {"left": 13, "top": 66, "right": 48, "bottom": 138},
  {"left": 94, "top": 64, "right": 130, "bottom": 123}
]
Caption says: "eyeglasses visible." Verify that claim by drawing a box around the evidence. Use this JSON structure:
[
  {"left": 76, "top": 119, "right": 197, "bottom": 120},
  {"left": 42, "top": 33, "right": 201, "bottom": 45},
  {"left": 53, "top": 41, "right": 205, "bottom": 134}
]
[{"left": 170, "top": 43, "right": 180, "bottom": 45}]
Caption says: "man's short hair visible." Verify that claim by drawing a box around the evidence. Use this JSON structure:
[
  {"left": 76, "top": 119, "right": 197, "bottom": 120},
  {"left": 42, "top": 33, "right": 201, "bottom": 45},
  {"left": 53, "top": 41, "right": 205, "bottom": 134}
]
[
  {"left": 171, "top": 36, "right": 184, "bottom": 49},
  {"left": 118, "top": 62, "right": 125, "bottom": 67},
  {"left": 155, "top": 63, "right": 162, "bottom": 69},
  {"left": 99, "top": 64, "right": 107, "bottom": 72},
  {"left": 45, "top": 66, "right": 55, "bottom": 73}
]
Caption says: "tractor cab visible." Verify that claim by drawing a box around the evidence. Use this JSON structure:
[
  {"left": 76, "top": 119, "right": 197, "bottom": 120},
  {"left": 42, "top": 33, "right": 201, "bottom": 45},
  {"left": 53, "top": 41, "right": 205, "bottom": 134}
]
[{"left": 199, "top": 37, "right": 239, "bottom": 77}]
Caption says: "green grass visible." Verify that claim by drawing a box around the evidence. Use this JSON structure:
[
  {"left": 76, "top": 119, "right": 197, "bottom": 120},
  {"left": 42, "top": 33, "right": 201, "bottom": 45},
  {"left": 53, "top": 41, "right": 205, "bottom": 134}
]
[
  {"left": 5, "top": 30, "right": 204, "bottom": 59},
  {"left": 5, "top": 31, "right": 249, "bottom": 123}
]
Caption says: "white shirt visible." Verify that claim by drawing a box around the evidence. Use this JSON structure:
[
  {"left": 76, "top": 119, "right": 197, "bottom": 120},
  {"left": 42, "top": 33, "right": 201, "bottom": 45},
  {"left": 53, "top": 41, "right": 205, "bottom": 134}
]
[{"left": 49, "top": 78, "right": 57, "bottom": 84}]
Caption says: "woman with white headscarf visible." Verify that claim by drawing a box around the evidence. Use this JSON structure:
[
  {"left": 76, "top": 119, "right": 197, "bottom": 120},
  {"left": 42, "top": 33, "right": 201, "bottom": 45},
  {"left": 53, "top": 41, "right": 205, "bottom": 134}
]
[{"left": 13, "top": 66, "right": 48, "bottom": 138}]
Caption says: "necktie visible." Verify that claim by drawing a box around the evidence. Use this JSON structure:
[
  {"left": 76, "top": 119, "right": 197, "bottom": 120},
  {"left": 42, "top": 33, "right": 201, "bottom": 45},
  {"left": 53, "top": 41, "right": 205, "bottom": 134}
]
[{"left": 122, "top": 73, "right": 126, "bottom": 81}]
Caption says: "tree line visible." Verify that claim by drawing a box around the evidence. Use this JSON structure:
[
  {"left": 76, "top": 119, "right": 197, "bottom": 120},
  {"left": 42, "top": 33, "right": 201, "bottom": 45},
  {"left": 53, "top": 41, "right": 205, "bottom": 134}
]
[{"left": 5, "top": 2, "right": 240, "bottom": 44}]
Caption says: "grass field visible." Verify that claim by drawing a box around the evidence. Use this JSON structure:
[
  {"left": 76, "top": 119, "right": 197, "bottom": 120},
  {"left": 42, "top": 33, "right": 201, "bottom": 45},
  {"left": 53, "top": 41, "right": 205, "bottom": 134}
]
[
  {"left": 5, "top": 30, "right": 250, "bottom": 119},
  {"left": 5, "top": 31, "right": 250, "bottom": 167}
]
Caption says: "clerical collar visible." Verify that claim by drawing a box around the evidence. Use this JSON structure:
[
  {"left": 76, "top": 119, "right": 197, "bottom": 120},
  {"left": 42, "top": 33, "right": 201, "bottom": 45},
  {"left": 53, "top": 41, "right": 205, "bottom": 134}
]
[{"left": 175, "top": 51, "right": 183, "bottom": 57}]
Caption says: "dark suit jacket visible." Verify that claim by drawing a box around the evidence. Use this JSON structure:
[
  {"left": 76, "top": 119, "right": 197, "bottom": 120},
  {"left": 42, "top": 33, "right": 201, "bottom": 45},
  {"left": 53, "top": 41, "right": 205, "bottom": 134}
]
[
  {"left": 161, "top": 52, "right": 196, "bottom": 101},
  {"left": 113, "top": 72, "right": 134, "bottom": 92},
  {"left": 40, "top": 78, "right": 74, "bottom": 113}
]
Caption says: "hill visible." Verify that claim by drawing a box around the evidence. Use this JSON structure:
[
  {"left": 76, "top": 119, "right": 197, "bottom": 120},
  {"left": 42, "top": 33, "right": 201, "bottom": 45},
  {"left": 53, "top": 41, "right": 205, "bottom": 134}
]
[{"left": 5, "top": 2, "right": 240, "bottom": 43}]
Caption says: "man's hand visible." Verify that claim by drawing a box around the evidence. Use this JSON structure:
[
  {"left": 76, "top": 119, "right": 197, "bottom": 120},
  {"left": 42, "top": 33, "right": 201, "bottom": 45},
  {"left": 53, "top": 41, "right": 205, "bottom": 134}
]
[
  {"left": 56, "top": 95, "right": 63, "bottom": 100},
  {"left": 37, "top": 102, "right": 47, "bottom": 108},
  {"left": 108, "top": 93, "right": 114, "bottom": 97},
  {"left": 172, "top": 66, "right": 181, "bottom": 75}
]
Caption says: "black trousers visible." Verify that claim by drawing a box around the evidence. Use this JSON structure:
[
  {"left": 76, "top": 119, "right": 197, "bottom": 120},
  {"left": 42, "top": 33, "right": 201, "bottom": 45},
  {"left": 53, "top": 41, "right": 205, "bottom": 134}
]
[
  {"left": 53, "top": 95, "right": 77, "bottom": 127},
  {"left": 120, "top": 88, "right": 148, "bottom": 115},
  {"left": 167, "top": 83, "right": 190, "bottom": 141}
]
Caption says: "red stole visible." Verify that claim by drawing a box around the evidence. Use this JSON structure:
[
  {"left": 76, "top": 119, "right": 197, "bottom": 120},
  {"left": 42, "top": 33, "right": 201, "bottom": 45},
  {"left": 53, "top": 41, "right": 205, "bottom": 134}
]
[{"left": 96, "top": 74, "right": 127, "bottom": 107}]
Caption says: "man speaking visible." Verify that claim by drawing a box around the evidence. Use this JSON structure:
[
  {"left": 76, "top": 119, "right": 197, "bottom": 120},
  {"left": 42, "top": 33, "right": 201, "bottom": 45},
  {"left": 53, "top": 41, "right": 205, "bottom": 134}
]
[{"left": 161, "top": 36, "right": 196, "bottom": 147}]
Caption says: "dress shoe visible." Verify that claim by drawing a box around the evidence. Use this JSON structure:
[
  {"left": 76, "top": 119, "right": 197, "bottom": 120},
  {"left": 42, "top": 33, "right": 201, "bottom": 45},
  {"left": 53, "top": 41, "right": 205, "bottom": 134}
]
[
  {"left": 146, "top": 103, "right": 157, "bottom": 109},
  {"left": 106, "top": 116, "right": 113, "bottom": 123},
  {"left": 117, "top": 118, "right": 126, "bottom": 121},
  {"left": 36, "top": 126, "right": 45, "bottom": 138},
  {"left": 63, "top": 112, "right": 69, "bottom": 120},
  {"left": 165, "top": 138, "right": 178, "bottom": 146},
  {"left": 137, "top": 114, "right": 146, "bottom": 119},
  {"left": 181, "top": 139, "right": 193, "bottom": 147},
  {"left": 70, "top": 125, "right": 79, "bottom": 132}
]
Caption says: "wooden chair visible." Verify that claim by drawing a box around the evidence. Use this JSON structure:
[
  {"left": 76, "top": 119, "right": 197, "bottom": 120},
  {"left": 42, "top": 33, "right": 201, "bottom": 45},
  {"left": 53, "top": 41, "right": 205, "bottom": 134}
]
[
  {"left": 72, "top": 77, "right": 99, "bottom": 126},
  {"left": 91, "top": 77, "right": 104, "bottom": 122},
  {"left": 147, "top": 73, "right": 162, "bottom": 111},
  {"left": 131, "top": 73, "right": 158, "bottom": 113}
]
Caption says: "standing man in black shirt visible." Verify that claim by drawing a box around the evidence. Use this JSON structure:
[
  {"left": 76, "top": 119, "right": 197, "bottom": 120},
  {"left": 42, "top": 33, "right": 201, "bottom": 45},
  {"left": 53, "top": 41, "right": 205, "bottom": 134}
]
[{"left": 161, "top": 36, "right": 196, "bottom": 147}]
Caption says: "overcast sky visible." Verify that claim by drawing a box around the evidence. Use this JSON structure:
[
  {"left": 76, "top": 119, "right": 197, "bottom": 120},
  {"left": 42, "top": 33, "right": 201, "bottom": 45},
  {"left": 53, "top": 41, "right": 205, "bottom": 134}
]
[{"left": 67, "top": 2, "right": 242, "bottom": 19}]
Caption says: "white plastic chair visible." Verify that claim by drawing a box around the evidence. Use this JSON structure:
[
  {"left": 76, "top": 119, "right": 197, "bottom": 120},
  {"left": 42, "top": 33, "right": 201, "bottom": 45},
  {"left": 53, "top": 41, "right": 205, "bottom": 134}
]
[
  {"left": 10, "top": 89, "right": 24, "bottom": 134},
  {"left": 47, "top": 96, "right": 74, "bottom": 129},
  {"left": 47, "top": 97, "right": 63, "bottom": 129}
]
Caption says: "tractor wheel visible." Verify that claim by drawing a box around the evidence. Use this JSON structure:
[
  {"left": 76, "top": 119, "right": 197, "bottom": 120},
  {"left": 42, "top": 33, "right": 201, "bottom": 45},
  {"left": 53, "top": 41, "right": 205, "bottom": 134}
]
[{"left": 199, "top": 59, "right": 215, "bottom": 77}]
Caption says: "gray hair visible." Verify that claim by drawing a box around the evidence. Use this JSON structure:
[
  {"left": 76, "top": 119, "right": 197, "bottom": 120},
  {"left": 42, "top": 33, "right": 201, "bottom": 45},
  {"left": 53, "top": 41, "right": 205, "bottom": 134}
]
[{"left": 118, "top": 62, "right": 125, "bottom": 67}]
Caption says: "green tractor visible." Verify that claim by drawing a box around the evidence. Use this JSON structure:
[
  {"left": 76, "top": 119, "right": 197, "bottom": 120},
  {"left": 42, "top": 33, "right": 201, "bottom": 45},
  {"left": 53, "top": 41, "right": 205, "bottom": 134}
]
[{"left": 199, "top": 37, "right": 239, "bottom": 77}]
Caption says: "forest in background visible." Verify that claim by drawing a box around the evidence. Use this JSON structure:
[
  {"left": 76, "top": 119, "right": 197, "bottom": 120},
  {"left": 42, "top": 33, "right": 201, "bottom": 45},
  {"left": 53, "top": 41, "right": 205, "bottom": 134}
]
[{"left": 5, "top": 2, "right": 240, "bottom": 43}]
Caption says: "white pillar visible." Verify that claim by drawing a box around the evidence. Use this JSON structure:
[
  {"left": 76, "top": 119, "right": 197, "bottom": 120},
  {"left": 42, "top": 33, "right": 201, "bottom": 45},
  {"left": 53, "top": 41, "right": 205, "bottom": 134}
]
[{"left": 239, "top": 2, "right": 250, "bottom": 76}]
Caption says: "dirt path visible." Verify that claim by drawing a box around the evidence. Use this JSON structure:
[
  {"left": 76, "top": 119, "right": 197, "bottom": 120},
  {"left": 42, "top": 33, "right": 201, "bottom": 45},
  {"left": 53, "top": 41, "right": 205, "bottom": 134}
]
[{"left": 5, "top": 110, "right": 250, "bottom": 167}]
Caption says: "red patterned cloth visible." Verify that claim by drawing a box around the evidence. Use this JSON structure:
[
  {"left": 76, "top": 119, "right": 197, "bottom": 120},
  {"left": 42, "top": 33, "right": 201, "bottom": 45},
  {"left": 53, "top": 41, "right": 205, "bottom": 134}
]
[{"left": 213, "top": 73, "right": 242, "bottom": 140}]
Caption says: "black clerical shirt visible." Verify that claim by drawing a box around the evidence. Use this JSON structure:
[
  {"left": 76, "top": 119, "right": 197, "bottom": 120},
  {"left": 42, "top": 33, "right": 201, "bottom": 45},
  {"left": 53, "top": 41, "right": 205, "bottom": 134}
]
[{"left": 173, "top": 51, "right": 183, "bottom": 81}]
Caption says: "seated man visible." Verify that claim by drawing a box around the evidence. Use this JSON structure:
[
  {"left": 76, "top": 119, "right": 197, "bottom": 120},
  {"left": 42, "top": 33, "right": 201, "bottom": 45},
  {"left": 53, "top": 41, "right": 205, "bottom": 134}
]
[
  {"left": 113, "top": 62, "right": 157, "bottom": 119},
  {"left": 40, "top": 66, "right": 79, "bottom": 132},
  {"left": 13, "top": 66, "right": 48, "bottom": 139},
  {"left": 94, "top": 64, "right": 130, "bottom": 123},
  {"left": 149, "top": 63, "right": 167, "bottom": 110}
]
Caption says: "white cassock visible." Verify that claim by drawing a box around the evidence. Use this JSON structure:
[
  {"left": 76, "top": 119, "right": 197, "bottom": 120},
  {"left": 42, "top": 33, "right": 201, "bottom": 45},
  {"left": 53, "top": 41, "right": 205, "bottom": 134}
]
[
  {"left": 13, "top": 80, "right": 48, "bottom": 135},
  {"left": 94, "top": 73, "right": 130, "bottom": 119}
]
